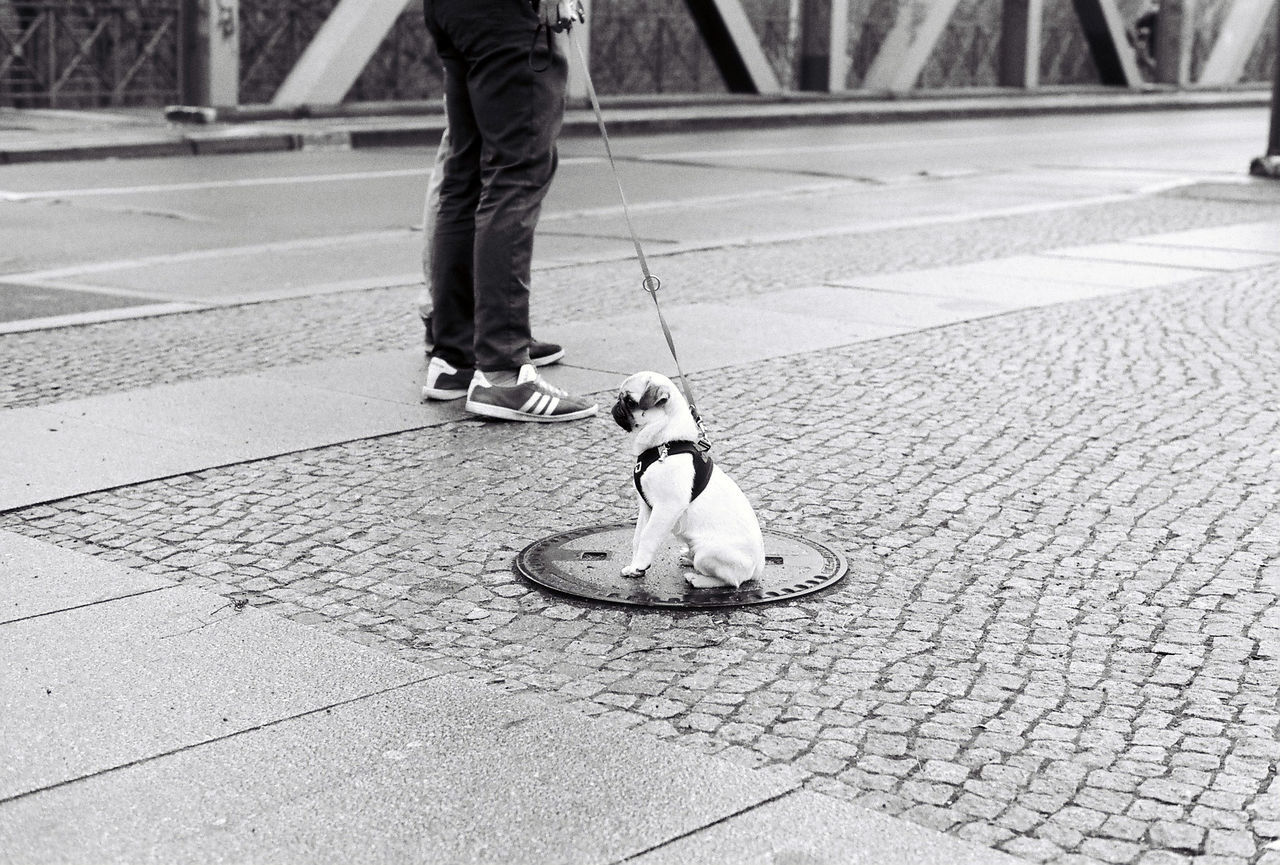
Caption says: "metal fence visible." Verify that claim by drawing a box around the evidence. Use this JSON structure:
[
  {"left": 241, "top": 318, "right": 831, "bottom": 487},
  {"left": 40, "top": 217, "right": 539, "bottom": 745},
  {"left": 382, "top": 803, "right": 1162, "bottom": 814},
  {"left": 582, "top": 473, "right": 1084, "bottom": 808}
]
[
  {"left": 1, "top": 0, "right": 1274, "bottom": 108},
  {"left": 0, "top": 0, "right": 183, "bottom": 107}
]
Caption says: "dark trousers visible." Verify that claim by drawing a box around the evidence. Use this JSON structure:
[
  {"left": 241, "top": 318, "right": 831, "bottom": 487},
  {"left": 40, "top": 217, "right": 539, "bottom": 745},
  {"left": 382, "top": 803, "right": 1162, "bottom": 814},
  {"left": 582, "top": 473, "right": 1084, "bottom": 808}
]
[{"left": 423, "top": 0, "right": 567, "bottom": 372}]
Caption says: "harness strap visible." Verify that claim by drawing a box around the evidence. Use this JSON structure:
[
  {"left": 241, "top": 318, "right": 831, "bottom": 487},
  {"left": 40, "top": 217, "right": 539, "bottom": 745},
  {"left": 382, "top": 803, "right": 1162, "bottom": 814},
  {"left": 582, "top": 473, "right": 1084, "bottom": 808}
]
[
  {"left": 567, "top": 29, "right": 709, "bottom": 452},
  {"left": 633, "top": 441, "right": 714, "bottom": 509}
]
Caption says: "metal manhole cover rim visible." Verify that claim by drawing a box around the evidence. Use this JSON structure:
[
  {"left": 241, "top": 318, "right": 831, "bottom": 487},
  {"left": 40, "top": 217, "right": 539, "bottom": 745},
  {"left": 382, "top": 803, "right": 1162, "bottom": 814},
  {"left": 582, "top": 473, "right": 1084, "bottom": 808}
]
[{"left": 514, "top": 522, "right": 848, "bottom": 609}]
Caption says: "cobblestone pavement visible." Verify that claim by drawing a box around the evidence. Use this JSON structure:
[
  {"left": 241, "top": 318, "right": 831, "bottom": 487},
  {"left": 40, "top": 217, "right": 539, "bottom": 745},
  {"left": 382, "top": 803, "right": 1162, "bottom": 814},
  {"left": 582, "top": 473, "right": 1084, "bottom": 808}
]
[{"left": 5, "top": 187, "right": 1280, "bottom": 865}]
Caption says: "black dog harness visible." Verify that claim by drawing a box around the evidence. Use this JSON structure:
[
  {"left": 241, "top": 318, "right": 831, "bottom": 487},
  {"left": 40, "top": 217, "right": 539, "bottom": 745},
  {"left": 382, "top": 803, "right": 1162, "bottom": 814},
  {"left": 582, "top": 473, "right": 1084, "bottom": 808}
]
[{"left": 633, "top": 441, "right": 713, "bottom": 509}]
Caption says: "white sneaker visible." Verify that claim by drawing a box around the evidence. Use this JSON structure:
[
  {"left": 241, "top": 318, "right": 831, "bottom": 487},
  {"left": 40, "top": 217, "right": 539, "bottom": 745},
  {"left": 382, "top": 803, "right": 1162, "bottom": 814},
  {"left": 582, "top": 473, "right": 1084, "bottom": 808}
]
[{"left": 422, "top": 355, "right": 473, "bottom": 401}]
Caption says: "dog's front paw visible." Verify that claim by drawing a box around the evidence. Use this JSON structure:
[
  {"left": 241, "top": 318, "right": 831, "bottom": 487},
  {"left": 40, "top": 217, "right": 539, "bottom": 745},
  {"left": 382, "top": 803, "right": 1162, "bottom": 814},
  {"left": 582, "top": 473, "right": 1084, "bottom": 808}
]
[{"left": 621, "top": 565, "right": 648, "bottom": 579}]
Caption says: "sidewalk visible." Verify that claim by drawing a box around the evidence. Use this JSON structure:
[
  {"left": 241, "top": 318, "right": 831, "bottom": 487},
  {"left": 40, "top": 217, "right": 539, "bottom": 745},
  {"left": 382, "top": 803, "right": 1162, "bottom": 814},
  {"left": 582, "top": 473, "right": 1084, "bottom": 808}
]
[
  {"left": 6, "top": 532, "right": 1024, "bottom": 865},
  {"left": 3, "top": 100, "right": 1280, "bottom": 865},
  {"left": 0, "top": 87, "right": 1271, "bottom": 164}
]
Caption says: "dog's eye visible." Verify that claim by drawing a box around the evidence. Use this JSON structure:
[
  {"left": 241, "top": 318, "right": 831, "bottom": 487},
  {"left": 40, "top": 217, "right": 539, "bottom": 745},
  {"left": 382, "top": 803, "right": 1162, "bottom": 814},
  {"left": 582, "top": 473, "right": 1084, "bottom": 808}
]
[{"left": 621, "top": 393, "right": 636, "bottom": 406}]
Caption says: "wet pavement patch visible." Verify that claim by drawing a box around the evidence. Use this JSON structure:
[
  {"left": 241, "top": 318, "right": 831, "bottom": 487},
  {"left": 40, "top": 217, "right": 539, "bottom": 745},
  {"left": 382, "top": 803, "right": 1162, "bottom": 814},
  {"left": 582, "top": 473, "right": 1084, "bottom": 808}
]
[{"left": 515, "top": 523, "right": 848, "bottom": 608}]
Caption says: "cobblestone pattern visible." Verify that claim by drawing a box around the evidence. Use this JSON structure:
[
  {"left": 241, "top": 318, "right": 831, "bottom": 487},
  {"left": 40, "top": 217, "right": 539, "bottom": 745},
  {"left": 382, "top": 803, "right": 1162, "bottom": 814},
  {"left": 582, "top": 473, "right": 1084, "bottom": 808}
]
[
  {"left": 6, "top": 262, "right": 1279, "bottom": 865},
  {"left": 2, "top": 194, "right": 1278, "bottom": 410}
]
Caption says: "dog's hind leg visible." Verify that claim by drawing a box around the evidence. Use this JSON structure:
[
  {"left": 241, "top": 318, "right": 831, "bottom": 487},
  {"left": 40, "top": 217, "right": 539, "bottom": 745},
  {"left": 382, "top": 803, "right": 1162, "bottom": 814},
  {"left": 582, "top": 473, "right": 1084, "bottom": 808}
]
[{"left": 684, "top": 548, "right": 755, "bottom": 589}]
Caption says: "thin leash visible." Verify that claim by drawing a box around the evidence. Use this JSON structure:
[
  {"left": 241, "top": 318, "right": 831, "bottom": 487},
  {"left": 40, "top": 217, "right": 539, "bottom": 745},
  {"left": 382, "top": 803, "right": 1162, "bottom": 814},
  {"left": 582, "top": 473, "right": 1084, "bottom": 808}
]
[{"left": 563, "top": 26, "right": 711, "bottom": 451}]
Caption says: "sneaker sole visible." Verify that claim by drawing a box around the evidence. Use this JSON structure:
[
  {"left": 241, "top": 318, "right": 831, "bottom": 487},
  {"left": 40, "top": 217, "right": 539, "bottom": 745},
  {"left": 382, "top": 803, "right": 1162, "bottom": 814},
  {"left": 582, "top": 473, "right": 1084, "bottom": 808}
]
[
  {"left": 465, "top": 400, "right": 597, "bottom": 422},
  {"left": 422, "top": 386, "right": 468, "bottom": 401},
  {"left": 425, "top": 347, "right": 563, "bottom": 367},
  {"left": 530, "top": 347, "right": 565, "bottom": 367}
]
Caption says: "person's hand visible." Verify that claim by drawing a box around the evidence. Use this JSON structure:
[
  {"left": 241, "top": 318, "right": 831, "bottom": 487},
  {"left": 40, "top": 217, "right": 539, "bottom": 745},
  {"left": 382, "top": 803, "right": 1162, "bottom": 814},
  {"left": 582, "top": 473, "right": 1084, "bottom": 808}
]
[{"left": 538, "top": 0, "right": 585, "bottom": 33}]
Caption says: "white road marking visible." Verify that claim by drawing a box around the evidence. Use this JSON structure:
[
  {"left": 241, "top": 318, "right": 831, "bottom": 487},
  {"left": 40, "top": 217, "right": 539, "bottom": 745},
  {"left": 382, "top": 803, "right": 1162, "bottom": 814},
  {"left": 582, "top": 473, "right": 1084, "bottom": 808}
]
[
  {"left": 627, "top": 125, "right": 1260, "bottom": 162},
  {"left": 3, "top": 278, "right": 206, "bottom": 302},
  {"left": 9, "top": 230, "right": 413, "bottom": 280},
  {"left": 541, "top": 179, "right": 864, "bottom": 222},
  {"left": 0, "top": 157, "right": 603, "bottom": 201},
  {"left": 0, "top": 303, "right": 207, "bottom": 335},
  {"left": 0, "top": 169, "right": 430, "bottom": 201}
]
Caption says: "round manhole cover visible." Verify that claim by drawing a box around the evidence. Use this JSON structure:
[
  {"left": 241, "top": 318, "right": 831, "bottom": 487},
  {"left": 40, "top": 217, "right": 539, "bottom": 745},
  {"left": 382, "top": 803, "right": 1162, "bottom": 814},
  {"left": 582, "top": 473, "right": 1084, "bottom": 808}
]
[{"left": 514, "top": 524, "right": 847, "bottom": 608}]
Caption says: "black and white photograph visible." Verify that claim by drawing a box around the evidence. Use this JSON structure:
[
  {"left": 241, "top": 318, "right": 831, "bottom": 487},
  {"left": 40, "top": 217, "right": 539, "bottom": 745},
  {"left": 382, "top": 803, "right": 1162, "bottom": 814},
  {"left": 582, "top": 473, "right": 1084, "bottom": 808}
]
[{"left": 2, "top": 0, "right": 1278, "bottom": 863}]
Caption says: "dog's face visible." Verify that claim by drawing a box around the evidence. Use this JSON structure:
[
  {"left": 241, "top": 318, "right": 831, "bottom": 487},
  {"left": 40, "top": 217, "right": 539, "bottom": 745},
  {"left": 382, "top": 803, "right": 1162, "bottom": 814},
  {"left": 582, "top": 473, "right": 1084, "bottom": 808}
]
[{"left": 611, "top": 372, "right": 672, "bottom": 432}]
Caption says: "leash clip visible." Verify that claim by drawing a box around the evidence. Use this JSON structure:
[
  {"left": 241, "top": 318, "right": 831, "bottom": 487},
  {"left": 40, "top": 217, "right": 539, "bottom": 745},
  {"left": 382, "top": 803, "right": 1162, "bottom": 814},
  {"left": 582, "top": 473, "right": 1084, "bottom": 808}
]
[
  {"left": 642, "top": 275, "right": 661, "bottom": 295},
  {"left": 530, "top": 3, "right": 583, "bottom": 71},
  {"left": 549, "top": 0, "right": 585, "bottom": 33},
  {"left": 690, "top": 407, "right": 712, "bottom": 452}
]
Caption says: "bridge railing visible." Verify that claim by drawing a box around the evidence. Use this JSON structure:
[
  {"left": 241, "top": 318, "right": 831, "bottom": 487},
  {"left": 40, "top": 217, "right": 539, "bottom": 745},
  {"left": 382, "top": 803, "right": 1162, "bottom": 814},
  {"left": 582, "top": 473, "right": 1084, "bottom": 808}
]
[
  {"left": 0, "top": 0, "right": 1274, "bottom": 108},
  {"left": 0, "top": 0, "right": 184, "bottom": 108}
]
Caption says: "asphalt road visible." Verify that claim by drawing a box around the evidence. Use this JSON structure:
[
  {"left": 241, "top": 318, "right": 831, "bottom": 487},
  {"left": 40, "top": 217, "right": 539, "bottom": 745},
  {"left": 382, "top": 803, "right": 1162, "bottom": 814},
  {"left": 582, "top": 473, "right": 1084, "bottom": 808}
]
[{"left": 0, "top": 106, "right": 1269, "bottom": 326}]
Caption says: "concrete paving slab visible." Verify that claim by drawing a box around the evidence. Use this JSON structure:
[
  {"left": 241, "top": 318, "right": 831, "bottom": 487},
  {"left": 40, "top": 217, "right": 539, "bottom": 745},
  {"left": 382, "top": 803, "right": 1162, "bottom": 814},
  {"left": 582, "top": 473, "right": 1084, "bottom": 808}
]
[
  {"left": 535, "top": 230, "right": 673, "bottom": 266},
  {"left": 0, "top": 351, "right": 639, "bottom": 511},
  {"left": 260, "top": 349, "right": 431, "bottom": 406},
  {"left": 531, "top": 363, "right": 629, "bottom": 398},
  {"left": 1042, "top": 241, "right": 1280, "bottom": 271},
  {"left": 260, "top": 346, "right": 625, "bottom": 404},
  {"left": 955, "top": 254, "right": 1215, "bottom": 287},
  {"left": 1131, "top": 220, "right": 1280, "bottom": 253},
  {"left": 630, "top": 789, "right": 1023, "bottom": 865},
  {"left": 0, "top": 675, "right": 803, "bottom": 865},
  {"left": 540, "top": 303, "right": 905, "bottom": 379},
  {"left": 0, "top": 375, "right": 461, "bottom": 509},
  {"left": 0, "top": 584, "right": 428, "bottom": 801},
  {"left": 833, "top": 268, "right": 1130, "bottom": 306},
  {"left": 0, "top": 407, "right": 239, "bottom": 511},
  {"left": 756, "top": 285, "right": 1016, "bottom": 329},
  {"left": 40, "top": 375, "right": 440, "bottom": 459},
  {"left": 0, "top": 531, "right": 170, "bottom": 624}
]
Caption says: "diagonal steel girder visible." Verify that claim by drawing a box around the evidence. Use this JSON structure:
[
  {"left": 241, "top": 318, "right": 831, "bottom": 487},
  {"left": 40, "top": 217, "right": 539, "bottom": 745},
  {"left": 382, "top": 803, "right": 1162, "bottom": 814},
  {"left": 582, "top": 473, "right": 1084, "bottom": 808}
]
[
  {"left": 862, "top": 0, "right": 965, "bottom": 92},
  {"left": 682, "top": 0, "right": 782, "bottom": 94},
  {"left": 273, "top": 0, "right": 411, "bottom": 105},
  {"left": 1070, "top": 0, "right": 1144, "bottom": 85},
  {"left": 865, "top": 0, "right": 1144, "bottom": 91},
  {"left": 275, "top": 0, "right": 779, "bottom": 105},
  {"left": 1199, "top": 0, "right": 1277, "bottom": 84}
]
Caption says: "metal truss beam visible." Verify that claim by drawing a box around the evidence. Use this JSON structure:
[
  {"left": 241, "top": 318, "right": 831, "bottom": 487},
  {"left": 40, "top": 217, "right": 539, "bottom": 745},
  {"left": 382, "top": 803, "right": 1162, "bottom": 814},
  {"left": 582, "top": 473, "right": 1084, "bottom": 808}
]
[
  {"left": 1199, "top": 0, "right": 1276, "bottom": 85},
  {"left": 1069, "top": 0, "right": 1143, "bottom": 86},
  {"left": 682, "top": 0, "right": 782, "bottom": 94},
  {"left": 999, "top": 0, "right": 1044, "bottom": 87},
  {"left": 829, "top": 0, "right": 852, "bottom": 90},
  {"left": 273, "top": 0, "right": 409, "bottom": 106},
  {"left": 1154, "top": 0, "right": 1196, "bottom": 85},
  {"left": 863, "top": 0, "right": 965, "bottom": 92}
]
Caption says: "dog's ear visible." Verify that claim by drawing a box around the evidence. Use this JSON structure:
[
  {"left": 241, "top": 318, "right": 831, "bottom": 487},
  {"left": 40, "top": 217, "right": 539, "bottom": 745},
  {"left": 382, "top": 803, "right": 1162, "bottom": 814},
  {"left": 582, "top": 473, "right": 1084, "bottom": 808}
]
[{"left": 636, "top": 382, "right": 669, "bottom": 410}]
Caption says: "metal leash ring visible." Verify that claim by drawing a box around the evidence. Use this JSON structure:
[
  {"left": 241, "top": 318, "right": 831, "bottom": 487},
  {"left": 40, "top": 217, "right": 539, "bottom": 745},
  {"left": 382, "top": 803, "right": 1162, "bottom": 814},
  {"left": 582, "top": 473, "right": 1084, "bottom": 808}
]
[{"left": 642, "top": 275, "right": 662, "bottom": 294}]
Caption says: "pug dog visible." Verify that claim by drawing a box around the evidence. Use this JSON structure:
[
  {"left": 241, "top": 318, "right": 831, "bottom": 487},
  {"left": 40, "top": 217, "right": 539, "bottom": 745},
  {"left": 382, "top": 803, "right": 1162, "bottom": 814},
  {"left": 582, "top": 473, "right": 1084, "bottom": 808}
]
[{"left": 612, "top": 371, "right": 765, "bottom": 589}]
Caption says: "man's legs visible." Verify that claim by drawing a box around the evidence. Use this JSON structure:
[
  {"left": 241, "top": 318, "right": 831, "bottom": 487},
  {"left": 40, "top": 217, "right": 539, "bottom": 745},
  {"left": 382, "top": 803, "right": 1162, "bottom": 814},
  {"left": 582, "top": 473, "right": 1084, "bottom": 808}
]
[
  {"left": 423, "top": 0, "right": 592, "bottom": 420},
  {"left": 418, "top": 119, "right": 449, "bottom": 351},
  {"left": 426, "top": 50, "right": 483, "bottom": 373},
  {"left": 420, "top": 114, "right": 563, "bottom": 368},
  {"left": 432, "top": 0, "right": 564, "bottom": 375}
]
